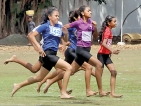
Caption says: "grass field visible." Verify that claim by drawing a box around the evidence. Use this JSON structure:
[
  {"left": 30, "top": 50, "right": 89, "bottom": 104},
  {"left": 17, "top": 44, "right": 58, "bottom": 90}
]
[{"left": 0, "top": 45, "right": 141, "bottom": 106}]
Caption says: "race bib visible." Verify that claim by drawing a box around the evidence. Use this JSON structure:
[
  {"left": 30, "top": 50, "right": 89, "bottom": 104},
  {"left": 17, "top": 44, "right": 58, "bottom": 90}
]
[
  {"left": 107, "top": 39, "right": 112, "bottom": 46},
  {"left": 49, "top": 26, "right": 62, "bottom": 37},
  {"left": 82, "top": 31, "right": 92, "bottom": 41}
]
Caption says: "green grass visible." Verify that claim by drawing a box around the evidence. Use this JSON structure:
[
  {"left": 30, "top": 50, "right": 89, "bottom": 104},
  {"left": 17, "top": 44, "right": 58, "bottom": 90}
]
[{"left": 0, "top": 46, "right": 141, "bottom": 106}]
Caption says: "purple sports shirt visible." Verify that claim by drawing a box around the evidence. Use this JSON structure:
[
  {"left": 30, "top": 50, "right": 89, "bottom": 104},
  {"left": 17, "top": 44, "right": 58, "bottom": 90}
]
[{"left": 69, "top": 18, "right": 94, "bottom": 47}]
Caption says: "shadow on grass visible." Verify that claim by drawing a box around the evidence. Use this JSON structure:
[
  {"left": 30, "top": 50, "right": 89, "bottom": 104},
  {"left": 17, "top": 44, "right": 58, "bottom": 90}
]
[{"left": 20, "top": 95, "right": 101, "bottom": 105}]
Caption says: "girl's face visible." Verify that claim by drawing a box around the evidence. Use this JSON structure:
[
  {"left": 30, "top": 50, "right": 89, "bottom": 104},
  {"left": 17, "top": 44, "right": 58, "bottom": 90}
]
[
  {"left": 82, "top": 7, "right": 92, "bottom": 18},
  {"left": 108, "top": 18, "right": 117, "bottom": 28},
  {"left": 48, "top": 10, "right": 59, "bottom": 24}
]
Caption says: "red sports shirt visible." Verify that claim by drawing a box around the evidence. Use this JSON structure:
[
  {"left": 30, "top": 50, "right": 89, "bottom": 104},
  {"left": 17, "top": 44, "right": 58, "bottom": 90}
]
[{"left": 98, "top": 26, "right": 113, "bottom": 54}]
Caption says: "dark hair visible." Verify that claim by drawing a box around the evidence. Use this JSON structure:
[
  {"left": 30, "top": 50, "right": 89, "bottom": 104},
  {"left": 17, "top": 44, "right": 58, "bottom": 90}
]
[
  {"left": 69, "top": 10, "right": 80, "bottom": 23},
  {"left": 98, "top": 15, "right": 115, "bottom": 43},
  {"left": 41, "top": 6, "right": 58, "bottom": 24},
  {"left": 69, "top": 10, "right": 74, "bottom": 17},
  {"left": 78, "top": 5, "right": 88, "bottom": 18}
]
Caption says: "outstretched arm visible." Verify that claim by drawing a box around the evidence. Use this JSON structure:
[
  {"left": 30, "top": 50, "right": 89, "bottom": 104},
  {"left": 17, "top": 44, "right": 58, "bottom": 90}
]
[{"left": 63, "top": 24, "right": 71, "bottom": 29}]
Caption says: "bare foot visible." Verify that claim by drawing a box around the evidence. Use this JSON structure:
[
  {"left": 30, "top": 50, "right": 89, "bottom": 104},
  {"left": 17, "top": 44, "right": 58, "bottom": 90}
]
[
  {"left": 27, "top": 43, "right": 32, "bottom": 46},
  {"left": 66, "top": 89, "right": 72, "bottom": 95},
  {"left": 99, "top": 91, "right": 110, "bottom": 97},
  {"left": 86, "top": 91, "right": 98, "bottom": 97},
  {"left": 110, "top": 93, "right": 123, "bottom": 98},
  {"left": 43, "top": 79, "right": 51, "bottom": 94},
  {"left": 11, "top": 84, "right": 20, "bottom": 97},
  {"left": 37, "top": 82, "right": 42, "bottom": 93},
  {"left": 4, "top": 55, "right": 17, "bottom": 64},
  {"left": 60, "top": 93, "right": 74, "bottom": 99}
]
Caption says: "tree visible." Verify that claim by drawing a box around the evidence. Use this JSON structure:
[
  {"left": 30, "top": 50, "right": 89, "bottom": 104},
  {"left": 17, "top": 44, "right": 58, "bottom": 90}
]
[{"left": 0, "top": 0, "right": 52, "bottom": 38}]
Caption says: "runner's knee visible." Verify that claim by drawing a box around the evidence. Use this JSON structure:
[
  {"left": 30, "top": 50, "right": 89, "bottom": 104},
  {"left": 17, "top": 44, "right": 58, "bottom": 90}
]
[
  {"left": 85, "top": 65, "right": 93, "bottom": 71},
  {"left": 66, "top": 65, "right": 72, "bottom": 72},
  {"left": 95, "top": 62, "right": 102, "bottom": 69},
  {"left": 110, "top": 70, "right": 117, "bottom": 77}
]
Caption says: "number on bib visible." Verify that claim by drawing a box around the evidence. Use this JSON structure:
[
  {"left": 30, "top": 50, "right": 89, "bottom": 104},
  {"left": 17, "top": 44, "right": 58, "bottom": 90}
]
[{"left": 49, "top": 26, "right": 62, "bottom": 37}]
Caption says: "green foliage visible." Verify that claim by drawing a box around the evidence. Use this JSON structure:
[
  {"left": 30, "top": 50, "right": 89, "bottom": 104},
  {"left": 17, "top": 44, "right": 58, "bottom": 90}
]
[
  {"left": 38, "top": 0, "right": 52, "bottom": 9},
  {"left": 86, "top": 0, "right": 106, "bottom": 4},
  {"left": 11, "top": 3, "right": 22, "bottom": 24},
  {"left": 11, "top": 3, "right": 21, "bottom": 14},
  {"left": 94, "top": 0, "right": 107, "bottom": 4}
]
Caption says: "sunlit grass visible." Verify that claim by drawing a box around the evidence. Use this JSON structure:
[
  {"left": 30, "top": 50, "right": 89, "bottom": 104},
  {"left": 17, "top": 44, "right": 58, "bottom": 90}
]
[{"left": 0, "top": 46, "right": 141, "bottom": 106}]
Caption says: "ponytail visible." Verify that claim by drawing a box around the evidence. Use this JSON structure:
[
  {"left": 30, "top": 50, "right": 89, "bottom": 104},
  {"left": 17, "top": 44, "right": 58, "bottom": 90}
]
[
  {"left": 40, "top": 13, "right": 49, "bottom": 24},
  {"left": 98, "top": 15, "right": 115, "bottom": 43},
  {"left": 68, "top": 10, "right": 75, "bottom": 23},
  {"left": 69, "top": 9, "right": 80, "bottom": 23}
]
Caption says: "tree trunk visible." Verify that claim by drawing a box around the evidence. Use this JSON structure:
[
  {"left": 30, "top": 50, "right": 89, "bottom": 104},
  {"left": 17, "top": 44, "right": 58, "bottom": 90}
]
[
  {"left": 10, "top": 0, "right": 16, "bottom": 34},
  {"left": 1, "top": 0, "right": 7, "bottom": 37}
]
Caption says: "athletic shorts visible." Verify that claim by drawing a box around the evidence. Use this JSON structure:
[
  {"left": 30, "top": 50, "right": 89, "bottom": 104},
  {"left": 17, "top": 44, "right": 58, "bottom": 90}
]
[
  {"left": 64, "top": 48, "right": 76, "bottom": 64},
  {"left": 97, "top": 53, "right": 113, "bottom": 68},
  {"left": 39, "top": 49, "right": 59, "bottom": 71},
  {"left": 75, "top": 46, "right": 92, "bottom": 66}
]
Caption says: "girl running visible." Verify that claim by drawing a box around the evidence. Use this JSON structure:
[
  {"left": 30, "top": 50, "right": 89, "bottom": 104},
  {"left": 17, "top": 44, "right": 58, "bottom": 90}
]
[
  {"left": 9, "top": 7, "right": 73, "bottom": 99},
  {"left": 98, "top": 15, "right": 123, "bottom": 98},
  {"left": 4, "top": 10, "right": 72, "bottom": 95}
]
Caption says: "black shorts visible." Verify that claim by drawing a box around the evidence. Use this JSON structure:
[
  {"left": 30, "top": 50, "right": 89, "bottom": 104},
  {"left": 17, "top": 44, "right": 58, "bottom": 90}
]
[
  {"left": 97, "top": 53, "right": 113, "bottom": 68},
  {"left": 39, "top": 49, "right": 59, "bottom": 71},
  {"left": 75, "top": 46, "right": 92, "bottom": 66},
  {"left": 64, "top": 48, "right": 76, "bottom": 64}
]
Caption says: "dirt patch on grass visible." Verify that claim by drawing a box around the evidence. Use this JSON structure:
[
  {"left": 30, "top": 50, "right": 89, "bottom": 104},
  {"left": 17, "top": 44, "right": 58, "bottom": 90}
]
[
  {"left": 0, "top": 34, "right": 141, "bottom": 51},
  {"left": 0, "top": 44, "right": 141, "bottom": 53}
]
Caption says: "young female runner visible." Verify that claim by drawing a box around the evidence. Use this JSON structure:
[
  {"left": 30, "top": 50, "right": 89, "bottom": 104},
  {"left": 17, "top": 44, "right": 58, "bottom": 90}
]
[
  {"left": 8, "top": 7, "right": 73, "bottom": 99},
  {"left": 98, "top": 15, "right": 123, "bottom": 98}
]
